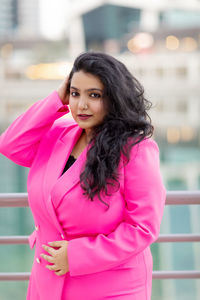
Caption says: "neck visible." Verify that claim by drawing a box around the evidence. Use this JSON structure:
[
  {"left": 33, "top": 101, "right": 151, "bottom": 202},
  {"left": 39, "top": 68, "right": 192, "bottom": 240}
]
[{"left": 82, "top": 129, "right": 92, "bottom": 144}]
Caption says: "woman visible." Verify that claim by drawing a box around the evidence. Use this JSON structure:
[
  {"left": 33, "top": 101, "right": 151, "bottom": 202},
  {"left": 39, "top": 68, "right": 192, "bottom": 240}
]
[{"left": 0, "top": 52, "right": 166, "bottom": 299}]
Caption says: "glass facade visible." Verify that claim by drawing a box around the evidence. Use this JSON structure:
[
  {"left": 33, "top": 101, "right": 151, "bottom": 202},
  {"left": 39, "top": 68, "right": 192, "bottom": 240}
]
[
  {"left": 82, "top": 4, "right": 141, "bottom": 51},
  {"left": 160, "top": 10, "right": 200, "bottom": 28},
  {"left": 0, "top": 0, "right": 18, "bottom": 37}
]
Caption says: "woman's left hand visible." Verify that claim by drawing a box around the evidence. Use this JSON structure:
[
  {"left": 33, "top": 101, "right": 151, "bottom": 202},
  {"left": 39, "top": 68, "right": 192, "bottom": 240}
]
[{"left": 40, "top": 240, "right": 69, "bottom": 276}]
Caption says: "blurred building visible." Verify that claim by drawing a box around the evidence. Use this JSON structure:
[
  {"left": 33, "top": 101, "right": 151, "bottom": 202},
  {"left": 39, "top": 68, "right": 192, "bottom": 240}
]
[
  {"left": 66, "top": 0, "right": 200, "bottom": 56},
  {"left": 0, "top": 0, "right": 40, "bottom": 40},
  {"left": 17, "top": 0, "right": 40, "bottom": 38},
  {"left": 82, "top": 5, "right": 140, "bottom": 53},
  {"left": 0, "top": 0, "right": 18, "bottom": 39}
]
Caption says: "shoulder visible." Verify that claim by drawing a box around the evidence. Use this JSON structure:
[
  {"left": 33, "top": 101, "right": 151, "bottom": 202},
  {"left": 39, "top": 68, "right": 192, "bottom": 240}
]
[
  {"left": 127, "top": 137, "right": 159, "bottom": 159},
  {"left": 122, "top": 137, "right": 163, "bottom": 189},
  {"left": 135, "top": 137, "right": 159, "bottom": 155},
  {"left": 123, "top": 137, "right": 160, "bottom": 169},
  {"left": 45, "top": 117, "right": 78, "bottom": 139}
]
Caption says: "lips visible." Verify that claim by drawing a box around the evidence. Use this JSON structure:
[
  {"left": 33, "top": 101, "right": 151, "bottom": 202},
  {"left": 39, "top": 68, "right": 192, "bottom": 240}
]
[{"left": 78, "top": 114, "right": 92, "bottom": 120}]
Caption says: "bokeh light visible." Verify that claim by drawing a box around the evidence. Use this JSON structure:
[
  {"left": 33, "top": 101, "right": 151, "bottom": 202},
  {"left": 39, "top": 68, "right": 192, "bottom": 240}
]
[
  {"left": 127, "top": 32, "right": 154, "bottom": 53},
  {"left": 166, "top": 35, "right": 179, "bottom": 50}
]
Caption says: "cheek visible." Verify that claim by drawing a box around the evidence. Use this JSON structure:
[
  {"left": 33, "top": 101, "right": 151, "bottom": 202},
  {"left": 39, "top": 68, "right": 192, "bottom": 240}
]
[
  {"left": 92, "top": 102, "right": 106, "bottom": 116},
  {"left": 69, "top": 99, "right": 77, "bottom": 113}
]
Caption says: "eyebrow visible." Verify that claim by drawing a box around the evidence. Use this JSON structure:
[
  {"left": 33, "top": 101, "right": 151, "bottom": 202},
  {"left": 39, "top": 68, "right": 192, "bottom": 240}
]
[{"left": 70, "top": 86, "right": 103, "bottom": 92}]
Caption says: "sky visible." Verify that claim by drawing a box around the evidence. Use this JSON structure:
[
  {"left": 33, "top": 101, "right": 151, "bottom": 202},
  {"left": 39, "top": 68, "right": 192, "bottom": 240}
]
[{"left": 39, "top": 0, "right": 70, "bottom": 39}]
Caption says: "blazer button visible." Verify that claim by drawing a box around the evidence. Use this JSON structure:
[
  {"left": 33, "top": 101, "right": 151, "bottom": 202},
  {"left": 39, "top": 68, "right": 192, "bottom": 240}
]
[
  {"left": 35, "top": 225, "right": 39, "bottom": 231},
  {"left": 61, "top": 234, "right": 65, "bottom": 239},
  {"left": 36, "top": 257, "right": 41, "bottom": 264}
]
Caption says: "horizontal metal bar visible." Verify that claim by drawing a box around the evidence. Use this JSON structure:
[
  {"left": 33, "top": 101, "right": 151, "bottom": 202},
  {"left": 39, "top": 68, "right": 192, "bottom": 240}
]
[
  {"left": 156, "top": 234, "right": 200, "bottom": 243},
  {"left": 0, "top": 193, "right": 28, "bottom": 207},
  {"left": 165, "top": 191, "right": 200, "bottom": 205},
  {"left": 0, "top": 191, "right": 200, "bottom": 207},
  {"left": 0, "top": 236, "right": 28, "bottom": 244},
  {"left": 0, "top": 272, "right": 30, "bottom": 281},
  {"left": 1, "top": 271, "right": 200, "bottom": 281},
  {"left": 1, "top": 234, "right": 200, "bottom": 245},
  {"left": 153, "top": 270, "right": 200, "bottom": 279}
]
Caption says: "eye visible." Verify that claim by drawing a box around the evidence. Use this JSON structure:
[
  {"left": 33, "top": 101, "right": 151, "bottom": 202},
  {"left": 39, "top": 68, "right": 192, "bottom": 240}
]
[
  {"left": 71, "top": 91, "right": 79, "bottom": 97},
  {"left": 90, "top": 93, "right": 101, "bottom": 98}
]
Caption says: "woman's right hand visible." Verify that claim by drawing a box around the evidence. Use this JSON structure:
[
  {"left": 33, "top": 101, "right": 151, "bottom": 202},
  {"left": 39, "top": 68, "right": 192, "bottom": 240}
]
[{"left": 57, "top": 76, "right": 70, "bottom": 105}]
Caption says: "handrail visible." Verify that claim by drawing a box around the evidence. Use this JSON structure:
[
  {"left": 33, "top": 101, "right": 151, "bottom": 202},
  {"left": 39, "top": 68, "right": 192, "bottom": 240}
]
[
  {"left": 1, "top": 190, "right": 200, "bottom": 207},
  {"left": 153, "top": 271, "right": 200, "bottom": 279},
  {"left": 1, "top": 271, "right": 200, "bottom": 281},
  {"left": 166, "top": 191, "right": 200, "bottom": 205},
  {"left": 1, "top": 234, "right": 200, "bottom": 245},
  {"left": 0, "top": 193, "right": 28, "bottom": 207},
  {"left": 0, "top": 273, "right": 30, "bottom": 281},
  {"left": 0, "top": 191, "right": 200, "bottom": 281}
]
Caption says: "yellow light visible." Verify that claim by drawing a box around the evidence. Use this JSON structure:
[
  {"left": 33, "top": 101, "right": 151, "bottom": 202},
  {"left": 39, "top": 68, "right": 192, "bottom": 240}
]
[
  {"left": 167, "top": 127, "right": 180, "bottom": 144},
  {"left": 1, "top": 43, "right": 13, "bottom": 58},
  {"left": 180, "top": 126, "right": 194, "bottom": 141},
  {"left": 127, "top": 38, "right": 139, "bottom": 53},
  {"left": 181, "top": 37, "right": 198, "bottom": 52},
  {"left": 25, "top": 62, "right": 72, "bottom": 80},
  {"left": 166, "top": 35, "right": 179, "bottom": 50},
  {"left": 127, "top": 32, "right": 154, "bottom": 53}
]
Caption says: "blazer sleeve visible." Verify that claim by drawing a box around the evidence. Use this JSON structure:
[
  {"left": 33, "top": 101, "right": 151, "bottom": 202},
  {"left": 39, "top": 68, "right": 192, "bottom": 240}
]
[
  {"left": 67, "top": 138, "right": 166, "bottom": 276},
  {"left": 0, "top": 90, "right": 70, "bottom": 167}
]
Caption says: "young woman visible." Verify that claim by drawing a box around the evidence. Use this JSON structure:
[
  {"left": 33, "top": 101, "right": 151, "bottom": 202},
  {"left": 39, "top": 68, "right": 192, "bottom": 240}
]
[{"left": 0, "top": 52, "right": 166, "bottom": 299}]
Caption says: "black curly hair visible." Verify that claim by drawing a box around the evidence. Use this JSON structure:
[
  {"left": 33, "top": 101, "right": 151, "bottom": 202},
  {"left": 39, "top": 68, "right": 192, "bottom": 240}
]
[{"left": 66, "top": 51, "right": 154, "bottom": 209}]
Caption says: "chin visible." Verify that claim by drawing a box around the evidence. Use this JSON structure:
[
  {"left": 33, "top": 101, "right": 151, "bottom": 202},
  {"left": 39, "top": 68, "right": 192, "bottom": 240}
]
[{"left": 77, "top": 123, "right": 92, "bottom": 129}]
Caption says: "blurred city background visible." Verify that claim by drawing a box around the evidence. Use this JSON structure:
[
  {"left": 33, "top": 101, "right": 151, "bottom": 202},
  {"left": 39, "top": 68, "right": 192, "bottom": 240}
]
[{"left": 0, "top": 0, "right": 200, "bottom": 299}]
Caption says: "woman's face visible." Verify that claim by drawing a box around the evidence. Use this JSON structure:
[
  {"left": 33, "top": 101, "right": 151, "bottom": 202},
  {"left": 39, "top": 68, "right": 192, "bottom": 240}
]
[{"left": 69, "top": 70, "right": 107, "bottom": 134}]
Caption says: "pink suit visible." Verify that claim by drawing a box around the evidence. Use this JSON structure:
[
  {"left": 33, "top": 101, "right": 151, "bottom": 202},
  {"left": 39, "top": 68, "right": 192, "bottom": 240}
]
[{"left": 0, "top": 91, "right": 166, "bottom": 299}]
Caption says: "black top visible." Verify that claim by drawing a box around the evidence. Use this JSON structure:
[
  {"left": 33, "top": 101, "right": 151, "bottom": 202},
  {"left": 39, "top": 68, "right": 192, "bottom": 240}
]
[{"left": 61, "top": 155, "right": 76, "bottom": 175}]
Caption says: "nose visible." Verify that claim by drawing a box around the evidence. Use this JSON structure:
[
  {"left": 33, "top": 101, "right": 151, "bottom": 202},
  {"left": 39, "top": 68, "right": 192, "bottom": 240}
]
[{"left": 78, "top": 96, "right": 88, "bottom": 110}]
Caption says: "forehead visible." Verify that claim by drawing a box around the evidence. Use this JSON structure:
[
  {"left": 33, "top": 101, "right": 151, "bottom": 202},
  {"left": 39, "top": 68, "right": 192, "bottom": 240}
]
[{"left": 70, "top": 70, "right": 104, "bottom": 90}]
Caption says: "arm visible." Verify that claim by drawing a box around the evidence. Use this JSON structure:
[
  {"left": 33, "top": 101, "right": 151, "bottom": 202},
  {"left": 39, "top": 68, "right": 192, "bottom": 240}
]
[
  {"left": 67, "top": 138, "right": 166, "bottom": 276},
  {"left": 0, "top": 90, "right": 70, "bottom": 167}
]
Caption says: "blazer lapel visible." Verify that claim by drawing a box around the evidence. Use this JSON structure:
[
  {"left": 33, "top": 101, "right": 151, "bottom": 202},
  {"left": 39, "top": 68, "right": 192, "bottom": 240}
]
[
  {"left": 42, "top": 123, "right": 89, "bottom": 232},
  {"left": 43, "top": 124, "right": 82, "bottom": 195}
]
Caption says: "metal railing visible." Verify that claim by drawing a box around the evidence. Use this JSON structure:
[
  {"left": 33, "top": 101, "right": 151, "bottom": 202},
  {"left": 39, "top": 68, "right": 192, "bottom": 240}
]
[{"left": 0, "top": 191, "right": 200, "bottom": 280}]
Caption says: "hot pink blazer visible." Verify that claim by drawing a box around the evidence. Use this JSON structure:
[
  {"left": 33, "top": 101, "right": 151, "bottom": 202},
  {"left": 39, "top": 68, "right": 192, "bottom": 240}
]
[{"left": 0, "top": 91, "right": 166, "bottom": 300}]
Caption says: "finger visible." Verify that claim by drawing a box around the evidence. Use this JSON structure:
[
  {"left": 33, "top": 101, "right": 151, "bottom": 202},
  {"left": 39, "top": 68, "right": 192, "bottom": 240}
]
[
  {"left": 60, "top": 76, "right": 69, "bottom": 91},
  {"left": 40, "top": 253, "right": 54, "bottom": 263},
  {"left": 42, "top": 244, "right": 55, "bottom": 255},
  {"left": 46, "top": 264, "right": 60, "bottom": 271},
  {"left": 64, "top": 94, "right": 69, "bottom": 103},
  {"left": 55, "top": 270, "right": 65, "bottom": 276},
  {"left": 64, "top": 75, "right": 69, "bottom": 83},
  {"left": 48, "top": 241, "right": 64, "bottom": 248}
]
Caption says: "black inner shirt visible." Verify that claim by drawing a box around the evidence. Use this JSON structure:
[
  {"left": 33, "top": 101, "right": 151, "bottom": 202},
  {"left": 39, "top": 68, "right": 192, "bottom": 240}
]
[{"left": 61, "top": 155, "right": 77, "bottom": 176}]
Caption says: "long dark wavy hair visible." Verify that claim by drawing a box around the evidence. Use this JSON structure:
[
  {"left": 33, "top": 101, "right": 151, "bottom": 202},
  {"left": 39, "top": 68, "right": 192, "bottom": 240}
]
[{"left": 66, "top": 52, "right": 154, "bottom": 209}]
